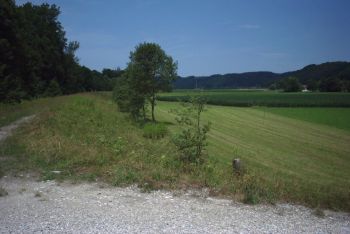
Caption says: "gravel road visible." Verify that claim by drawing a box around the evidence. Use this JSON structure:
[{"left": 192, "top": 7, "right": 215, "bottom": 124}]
[{"left": 0, "top": 175, "right": 349, "bottom": 234}]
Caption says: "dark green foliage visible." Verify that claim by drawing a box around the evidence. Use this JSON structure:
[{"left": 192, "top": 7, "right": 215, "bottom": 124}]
[
  {"left": 0, "top": 1, "right": 120, "bottom": 103},
  {"left": 176, "top": 72, "right": 280, "bottom": 89},
  {"left": 175, "top": 62, "right": 350, "bottom": 92},
  {"left": 171, "top": 96, "right": 210, "bottom": 164},
  {"left": 102, "top": 68, "right": 124, "bottom": 78},
  {"left": 279, "top": 77, "right": 302, "bottom": 92},
  {"left": 306, "top": 79, "right": 319, "bottom": 91},
  {"left": 128, "top": 42, "right": 178, "bottom": 121},
  {"left": 113, "top": 42, "right": 177, "bottom": 121},
  {"left": 0, "top": 0, "right": 25, "bottom": 102},
  {"left": 319, "top": 77, "right": 342, "bottom": 92},
  {"left": 44, "top": 79, "right": 62, "bottom": 97},
  {"left": 112, "top": 69, "right": 146, "bottom": 119},
  {"left": 113, "top": 74, "right": 131, "bottom": 112},
  {"left": 142, "top": 122, "right": 167, "bottom": 139}
]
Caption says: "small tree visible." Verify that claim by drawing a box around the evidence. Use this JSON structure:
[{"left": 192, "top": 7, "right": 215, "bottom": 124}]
[{"left": 171, "top": 96, "right": 210, "bottom": 164}]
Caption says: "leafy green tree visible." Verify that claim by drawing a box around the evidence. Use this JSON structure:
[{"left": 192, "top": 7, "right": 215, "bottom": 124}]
[{"left": 128, "top": 42, "right": 177, "bottom": 121}]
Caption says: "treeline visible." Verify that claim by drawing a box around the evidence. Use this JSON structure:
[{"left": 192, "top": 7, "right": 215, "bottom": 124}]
[
  {"left": 175, "top": 72, "right": 279, "bottom": 89},
  {"left": 0, "top": 1, "right": 122, "bottom": 103},
  {"left": 175, "top": 62, "right": 350, "bottom": 91}
]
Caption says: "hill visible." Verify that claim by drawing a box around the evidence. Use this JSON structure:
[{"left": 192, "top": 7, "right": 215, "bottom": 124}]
[{"left": 175, "top": 62, "right": 350, "bottom": 89}]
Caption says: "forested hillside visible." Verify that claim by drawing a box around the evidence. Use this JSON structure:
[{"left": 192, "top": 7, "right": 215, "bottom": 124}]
[
  {"left": 0, "top": 1, "right": 122, "bottom": 103},
  {"left": 175, "top": 62, "right": 350, "bottom": 90}
]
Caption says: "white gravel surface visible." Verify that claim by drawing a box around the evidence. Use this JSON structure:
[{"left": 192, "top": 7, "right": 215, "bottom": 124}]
[{"left": 0, "top": 175, "right": 349, "bottom": 234}]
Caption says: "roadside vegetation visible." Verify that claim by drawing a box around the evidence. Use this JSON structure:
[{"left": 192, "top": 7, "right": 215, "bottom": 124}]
[{"left": 1, "top": 93, "right": 350, "bottom": 211}]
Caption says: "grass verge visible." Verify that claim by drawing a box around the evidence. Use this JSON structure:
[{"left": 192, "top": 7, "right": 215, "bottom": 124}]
[{"left": 1, "top": 93, "right": 349, "bottom": 211}]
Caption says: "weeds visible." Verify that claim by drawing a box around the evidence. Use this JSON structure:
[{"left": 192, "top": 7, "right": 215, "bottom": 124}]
[{"left": 142, "top": 122, "right": 167, "bottom": 139}]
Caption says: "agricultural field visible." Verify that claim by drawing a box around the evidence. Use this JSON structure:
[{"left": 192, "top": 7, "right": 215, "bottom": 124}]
[
  {"left": 1, "top": 93, "right": 349, "bottom": 211},
  {"left": 259, "top": 107, "right": 350, "bottom": 132},
  {"left": 158, "top": 89, "right": 350, "bottom": 107}
]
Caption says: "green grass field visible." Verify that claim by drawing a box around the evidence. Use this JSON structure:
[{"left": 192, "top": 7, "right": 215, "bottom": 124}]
[
  {"left": 1, "top": 93, "right": 349, "bottom": 210},
  {"left": 156, "top": 101, "right": 350, "bottom": 208},
  {"left": 259, "top": 107, "right": 350, "bottom": 132},
  {"left": 158, "top": 90, "right": 350, "bottom": 107}
]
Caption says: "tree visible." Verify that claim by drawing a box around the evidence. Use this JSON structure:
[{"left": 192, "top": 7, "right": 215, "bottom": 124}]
[
  {"left": 113, "top": 68, "right": 146, "bottom": 119},
  {"left": 0, "top": 0, "right": 25, "bottom": 102},
  {"left": 128, "top": 42, "right": 177, "bottom": 121},
  {"left": 319, "top": 77, "right": 342, "bottom": 92},
  {"left": 281, "top": 77, "right": 302, "bottom": 92}
]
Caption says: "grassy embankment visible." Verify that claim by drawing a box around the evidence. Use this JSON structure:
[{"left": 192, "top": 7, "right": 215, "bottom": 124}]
[
  {"left": 1, "top": 92, "right": 349, "bottom": 211},
  {"left": 158, "top": 89, "right": 350, "bottom": 107}
]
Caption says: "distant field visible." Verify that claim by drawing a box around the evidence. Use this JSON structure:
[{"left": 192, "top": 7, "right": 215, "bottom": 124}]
[
  {"left": 158, "top": 90, "right": 350, "bottom": 107},
  {"left": 259, "top": 107, "right": 350, "bottom": 132}
]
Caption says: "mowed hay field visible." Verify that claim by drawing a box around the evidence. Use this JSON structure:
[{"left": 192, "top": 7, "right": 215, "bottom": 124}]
[
  {"left": 1, "top": 93, "right": 350, "bottom": 210},
  {"left": 260, "top": 107, "right": 350, "bottom": 132},
  {"left": 156, "top": 101, "right": 350, "bottom": 209}
]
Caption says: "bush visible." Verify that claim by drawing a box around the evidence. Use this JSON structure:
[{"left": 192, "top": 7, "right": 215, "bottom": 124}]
[
  {"left": 143, "top": 123, "right": 167, "bottom": 139},
  {"left": 171, "top": 96, "right": 210, "bottom": 164}
]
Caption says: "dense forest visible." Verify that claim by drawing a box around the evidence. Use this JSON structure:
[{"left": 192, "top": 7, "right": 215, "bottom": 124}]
[
  {"left": 176, "top": 62, "right": 350, "bottom": 91},
  {"left": 0, "top": 0, "right": 122, "bottom": 103}
]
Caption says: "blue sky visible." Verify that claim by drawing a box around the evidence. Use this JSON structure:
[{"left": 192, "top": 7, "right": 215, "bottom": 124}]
[{"left": 17, "top": 0, "right": 350, "bottom": 76}]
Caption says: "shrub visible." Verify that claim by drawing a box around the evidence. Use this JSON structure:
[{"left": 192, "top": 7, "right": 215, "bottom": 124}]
[
  {"left": 171, "top": 96, "right": 210, "bottom": 164},
  {"left": 143, "top": 123, "right": 167, "bottom": 139}
]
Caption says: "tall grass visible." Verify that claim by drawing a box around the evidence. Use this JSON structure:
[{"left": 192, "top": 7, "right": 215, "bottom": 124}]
[{"left": 143, "top": 122, "right": 168, "bottom": 139}]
